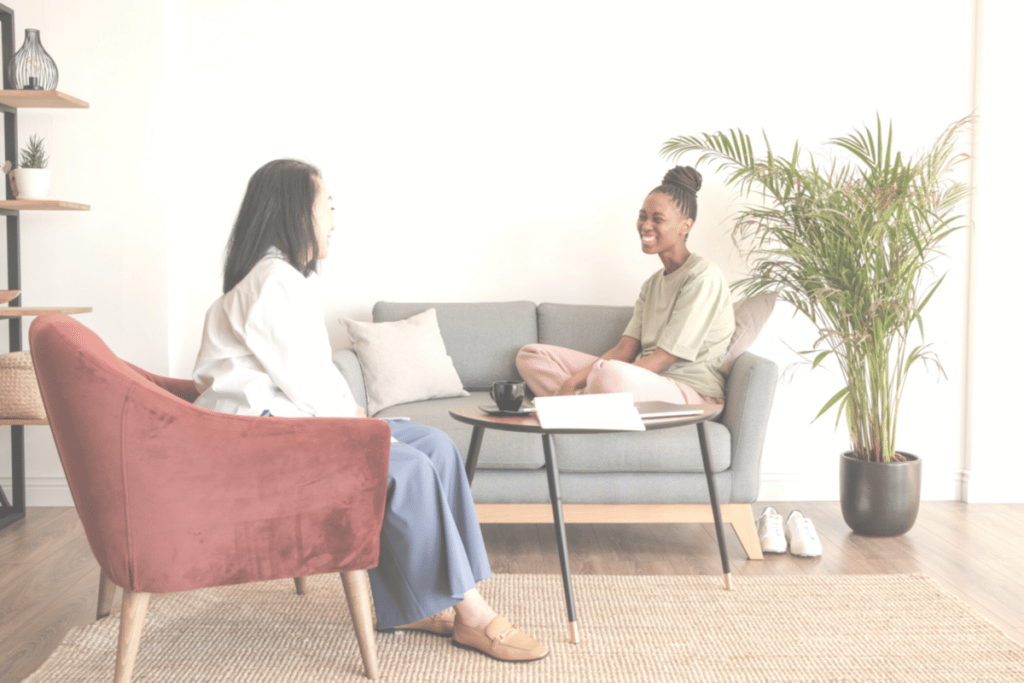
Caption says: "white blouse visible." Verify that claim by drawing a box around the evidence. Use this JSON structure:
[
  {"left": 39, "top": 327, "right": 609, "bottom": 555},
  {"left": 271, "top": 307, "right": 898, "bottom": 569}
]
[{"left": 192, "top": 249, "right": 359, "bottom": 418}]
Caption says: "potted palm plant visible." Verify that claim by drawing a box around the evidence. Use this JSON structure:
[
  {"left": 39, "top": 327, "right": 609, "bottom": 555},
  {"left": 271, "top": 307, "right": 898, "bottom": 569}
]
[
  {"left": 661, "top": 116, "right": 972, "bottom": 535},
  {"left": 7, "top": 134, "right": 51, "bottom": 199}
]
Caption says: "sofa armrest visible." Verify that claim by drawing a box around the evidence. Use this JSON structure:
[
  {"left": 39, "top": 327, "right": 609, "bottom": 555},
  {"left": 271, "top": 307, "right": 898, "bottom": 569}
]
[
  {"left": 720, "top": 351, "right": 778, "bottom": 502},
  {"left": 333, "top": 348, "right": 368, "bottom": 411}
]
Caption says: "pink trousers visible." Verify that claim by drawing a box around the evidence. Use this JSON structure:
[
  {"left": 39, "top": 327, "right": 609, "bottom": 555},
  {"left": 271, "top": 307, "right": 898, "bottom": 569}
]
[{"left": 515, "top": 343, "right": 722, "bottom": 405}]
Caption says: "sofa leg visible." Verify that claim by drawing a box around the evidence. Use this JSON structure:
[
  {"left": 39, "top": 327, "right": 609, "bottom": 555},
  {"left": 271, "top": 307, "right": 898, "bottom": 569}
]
[{"left": 729, "top": 505, "right": 763, "bottom": 561}]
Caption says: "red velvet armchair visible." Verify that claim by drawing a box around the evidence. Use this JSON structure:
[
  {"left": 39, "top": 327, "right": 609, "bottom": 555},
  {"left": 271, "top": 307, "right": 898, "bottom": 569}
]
[{"left": 29, "top": 314, "right": 391, "bottom": 681}]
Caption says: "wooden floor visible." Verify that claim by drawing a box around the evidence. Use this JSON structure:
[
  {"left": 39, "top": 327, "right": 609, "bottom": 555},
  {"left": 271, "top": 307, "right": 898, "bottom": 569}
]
[{"left": 2, "top": 501, "right": 1023, "bottom": 682}]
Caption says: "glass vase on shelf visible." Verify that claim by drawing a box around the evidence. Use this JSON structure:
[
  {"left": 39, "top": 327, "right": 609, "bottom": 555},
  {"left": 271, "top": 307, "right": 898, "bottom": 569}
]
[{"left": 7, "top": 29, "right": 59, "bottom": 91}]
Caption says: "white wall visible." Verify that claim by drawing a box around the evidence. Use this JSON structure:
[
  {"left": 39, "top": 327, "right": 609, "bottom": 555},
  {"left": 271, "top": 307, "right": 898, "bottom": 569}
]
[
  {"left": 7, "top": 0, "right": 1012, "bottom": 506},
  {"left": 2, "top": 0, "right": 167, "bottom": 503},
  {"left": 965, "top": 0, "right": 1024, "bottom": 502}
]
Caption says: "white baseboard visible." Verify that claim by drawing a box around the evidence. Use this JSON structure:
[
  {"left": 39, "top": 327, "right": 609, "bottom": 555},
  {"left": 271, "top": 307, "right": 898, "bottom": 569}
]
[
  {"left": 1, "top": 476, "right": 74, "bottom": 506},
  {"left": 5, "top": 467, "right": 978, "bottom": 510},
  {"left": 963, "top": 469, "right": 1024, "bottom": 503},
  {"left": 756, "top": 467, "right": 965, "bottom": 503},
  {"left": 756, "top": 472, "right": 840, "bottom": 502}
]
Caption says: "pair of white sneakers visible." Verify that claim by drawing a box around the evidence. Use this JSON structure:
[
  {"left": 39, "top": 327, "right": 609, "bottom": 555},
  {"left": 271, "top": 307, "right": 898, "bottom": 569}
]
[{"left": 756, "top": 506, "right": 822, "bottom": 557}]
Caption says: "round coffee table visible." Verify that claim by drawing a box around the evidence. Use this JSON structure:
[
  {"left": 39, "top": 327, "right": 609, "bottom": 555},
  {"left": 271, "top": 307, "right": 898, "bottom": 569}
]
[{"left": 449, "top": 404, "right": 729, "bottom": 644}]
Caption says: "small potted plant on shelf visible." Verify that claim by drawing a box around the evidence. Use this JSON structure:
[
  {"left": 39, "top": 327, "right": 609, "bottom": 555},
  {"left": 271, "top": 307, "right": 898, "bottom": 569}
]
[
  {"left": 6, "top": 134, "right": 50, "bottom": 200},
  {"left": 661, "top": 116, "right": 972, "bottom": 536}
]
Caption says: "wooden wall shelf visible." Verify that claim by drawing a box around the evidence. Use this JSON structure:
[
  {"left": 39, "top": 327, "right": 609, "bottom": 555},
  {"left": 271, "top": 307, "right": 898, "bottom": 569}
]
[
  {"left": 0, "top": 90, "right": 89, "bottom": 109},
  {"left": 0, "top": 199, "right": 90, "bottom": 211},
  {"left": 0, "top": 307, "right": 92, "bottom": 317},
  {"left": 0, "top": 5, "right": 91, "bottom": 529}
]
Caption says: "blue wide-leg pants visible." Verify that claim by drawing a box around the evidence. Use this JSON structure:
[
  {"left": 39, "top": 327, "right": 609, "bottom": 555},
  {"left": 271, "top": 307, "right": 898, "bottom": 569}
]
[{"left": 368, "top": 419, "right": 492, "bottom": 629}]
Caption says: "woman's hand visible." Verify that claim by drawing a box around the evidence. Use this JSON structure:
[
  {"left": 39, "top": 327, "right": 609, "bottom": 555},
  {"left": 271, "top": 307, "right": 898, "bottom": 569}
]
[
  {"left": 554, "top": 337, "right": 642, "bottom": 396},
  {"left": 633, "top": 347, "right": 678, "bottom": 375}
]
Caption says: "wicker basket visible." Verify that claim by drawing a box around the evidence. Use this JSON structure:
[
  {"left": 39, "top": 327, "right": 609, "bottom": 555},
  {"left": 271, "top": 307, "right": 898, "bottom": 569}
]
[{"left": 0, "top": 351, "right": 46, "bottom": 420}]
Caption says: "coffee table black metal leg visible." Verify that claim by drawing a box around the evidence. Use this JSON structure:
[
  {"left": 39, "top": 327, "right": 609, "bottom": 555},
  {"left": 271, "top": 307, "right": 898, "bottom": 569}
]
[
  {"left": 464, "top": 426, "right": 485, "bottom": 485},
  {"left": 541, "top": 433, "right": 580, "bottom": 643},
  {"left": 697, "top": 421, "right": 733, "bottom": 590}
]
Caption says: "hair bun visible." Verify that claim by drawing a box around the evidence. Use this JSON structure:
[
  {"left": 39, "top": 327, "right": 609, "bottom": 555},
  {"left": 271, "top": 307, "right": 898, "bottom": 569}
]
[{"left": 662, "top": 165, "right": 702, "bottom": 194}]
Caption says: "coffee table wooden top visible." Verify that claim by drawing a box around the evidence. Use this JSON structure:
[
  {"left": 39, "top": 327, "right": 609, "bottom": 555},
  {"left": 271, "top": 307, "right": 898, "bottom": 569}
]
[{"left": 449, "top": 404, "right": 722, "bottom": 435}]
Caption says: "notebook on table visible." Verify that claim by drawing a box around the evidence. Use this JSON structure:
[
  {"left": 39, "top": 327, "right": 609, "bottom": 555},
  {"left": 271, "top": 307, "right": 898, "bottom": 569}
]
[
  {"left": 533, "top": 395, "right": 704, "bottom": 430},
  {"left": 534, "top": 393, "right": 645, "bottom": 431}
]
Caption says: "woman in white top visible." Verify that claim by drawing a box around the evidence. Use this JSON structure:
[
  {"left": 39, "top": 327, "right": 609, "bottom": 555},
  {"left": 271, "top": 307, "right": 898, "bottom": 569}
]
[
  {"left": 193, "top": 160, "right": 547, "bottom": 662},
  {"left": 516, "top": 166, "right": 735, "bottom": 405}
]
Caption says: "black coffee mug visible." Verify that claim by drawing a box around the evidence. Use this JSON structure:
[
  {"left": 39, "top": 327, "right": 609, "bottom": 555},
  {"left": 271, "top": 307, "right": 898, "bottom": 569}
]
[{"left": 490, "top": 380, "right": 525, "bottom": 412}]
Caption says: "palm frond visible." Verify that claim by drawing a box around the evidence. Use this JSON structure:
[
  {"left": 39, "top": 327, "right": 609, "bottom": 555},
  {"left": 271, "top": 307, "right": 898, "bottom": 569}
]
[{"left": 661, "top": 115, "right": 974, "bottom": 462}]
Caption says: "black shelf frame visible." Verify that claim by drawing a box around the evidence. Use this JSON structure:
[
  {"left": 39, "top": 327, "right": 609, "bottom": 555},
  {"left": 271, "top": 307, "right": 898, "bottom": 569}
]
[{"left": 1, "top": 2, "right": 28, "bottom": 530}]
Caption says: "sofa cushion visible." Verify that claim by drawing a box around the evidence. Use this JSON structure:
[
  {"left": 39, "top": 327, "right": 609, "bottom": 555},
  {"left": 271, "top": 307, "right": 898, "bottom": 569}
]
[
  {"left": 720, "top": 292, "right": 777, "bottom": 375},
  {"left": 468, "top": 470, "right": 736, "bottom": 505},
  {"left": 373, "top": 392, "right": 730, "bottom": 474},
  {"left": 373, "top": 301, "right": 537, "bottom": 390},
  {"left": 343, "top": 308, "right": 469, "bottom": 416},
  {"left": 552, "top": 421, "right": 731, "bottom": 474},
  {"left": 537, "top": 303, "right": 634, "bottom": 356}
]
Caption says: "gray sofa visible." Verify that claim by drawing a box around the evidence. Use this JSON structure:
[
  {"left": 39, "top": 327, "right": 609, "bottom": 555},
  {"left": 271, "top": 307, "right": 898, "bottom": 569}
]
[{"left": 332, "top": 301, "right": 778, "bottom": 560}]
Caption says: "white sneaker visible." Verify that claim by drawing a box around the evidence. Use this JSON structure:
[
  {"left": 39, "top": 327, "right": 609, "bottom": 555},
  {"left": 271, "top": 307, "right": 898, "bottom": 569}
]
[
  {"left": 756, "top": 506, "right": 787, "bottom": 554},
  {"left": 785, "top": 510, "right": 822, "bottom": 557}
]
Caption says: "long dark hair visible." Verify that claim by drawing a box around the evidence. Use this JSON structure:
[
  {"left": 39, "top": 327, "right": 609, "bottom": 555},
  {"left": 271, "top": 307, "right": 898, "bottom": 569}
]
[
  {"left": 650, "top": 165, "right": 701, "bottom": 221},
  {"left": 222, "top": 159, "right": 322, "bottom": 293}
]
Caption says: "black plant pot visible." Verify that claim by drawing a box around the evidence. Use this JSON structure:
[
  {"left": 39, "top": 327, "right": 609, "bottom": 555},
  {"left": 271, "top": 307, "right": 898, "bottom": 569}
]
[{"left": 839, "top": 451, "right": 921, "bottom": 536}]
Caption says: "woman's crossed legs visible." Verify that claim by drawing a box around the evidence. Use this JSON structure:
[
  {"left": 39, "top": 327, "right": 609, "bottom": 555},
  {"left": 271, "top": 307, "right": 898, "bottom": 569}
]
[{"left": 516, "top": 343, "right": 719, "bottom": 404}]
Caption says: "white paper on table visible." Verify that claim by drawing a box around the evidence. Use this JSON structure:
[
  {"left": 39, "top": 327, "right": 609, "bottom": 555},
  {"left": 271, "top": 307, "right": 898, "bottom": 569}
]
[{"left": 534, "top": 392, "right": 646, "bottom": 431}]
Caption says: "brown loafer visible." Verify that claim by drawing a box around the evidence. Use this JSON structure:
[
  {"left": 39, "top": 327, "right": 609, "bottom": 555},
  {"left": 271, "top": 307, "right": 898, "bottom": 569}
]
[
  {"left": 452, "top": 615, "right": 549, "bottom": 662},
  {"left": 387, "top": 609, "right": 455, "bottom": 636}
]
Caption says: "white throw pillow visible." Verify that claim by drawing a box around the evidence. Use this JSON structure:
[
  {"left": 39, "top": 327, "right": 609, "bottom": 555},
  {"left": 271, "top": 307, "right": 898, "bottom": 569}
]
[
  {"left": 343, "top": 308, "right": 469, "bottom": 416},
  {"left": 719, "top": 291, "right": 777, "bottom": 375}
]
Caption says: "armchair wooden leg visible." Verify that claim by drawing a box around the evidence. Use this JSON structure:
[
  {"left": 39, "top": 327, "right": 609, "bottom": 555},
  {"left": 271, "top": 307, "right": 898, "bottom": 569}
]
[
  {"left": 115, "top": 590, "right": 150, "bottom": 683},
  {"left": 293, "top": 577, "right": 307, "bottom": 595},
  {"left": 97, "top": 570, "right": 117, "bottom": 619},
  {"left": 340, "top": 570, "right": 379, "bottom": 680}
]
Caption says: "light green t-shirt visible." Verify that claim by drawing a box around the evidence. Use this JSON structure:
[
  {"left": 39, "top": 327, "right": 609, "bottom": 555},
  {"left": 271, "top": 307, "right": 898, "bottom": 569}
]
[{"left": 622, "top": 254, "right": 735, "bottom": 399}]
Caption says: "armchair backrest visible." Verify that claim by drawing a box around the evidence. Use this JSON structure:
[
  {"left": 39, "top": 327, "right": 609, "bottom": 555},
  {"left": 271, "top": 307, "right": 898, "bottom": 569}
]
[
  {"left": 30, "top": 314, "right": 391, "bottom": 594},
  {"left": 29, "top": 315, "right": 192, "bottom": 588}
]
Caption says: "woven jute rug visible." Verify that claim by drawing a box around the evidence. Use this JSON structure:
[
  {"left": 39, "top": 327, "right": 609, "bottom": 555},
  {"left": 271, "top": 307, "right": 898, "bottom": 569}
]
[{"left": 25, "top": 573, "right": 1024, "bottom": 682}]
